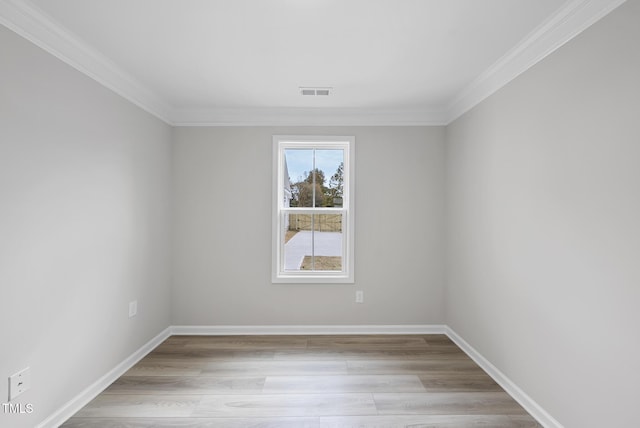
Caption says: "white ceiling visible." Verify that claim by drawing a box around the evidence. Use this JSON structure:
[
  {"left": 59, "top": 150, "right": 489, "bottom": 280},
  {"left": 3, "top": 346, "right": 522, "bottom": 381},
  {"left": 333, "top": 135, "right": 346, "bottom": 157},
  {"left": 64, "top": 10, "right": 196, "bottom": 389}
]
[{"left": 0, "top": 0, "right": 627, "bottom": 125}]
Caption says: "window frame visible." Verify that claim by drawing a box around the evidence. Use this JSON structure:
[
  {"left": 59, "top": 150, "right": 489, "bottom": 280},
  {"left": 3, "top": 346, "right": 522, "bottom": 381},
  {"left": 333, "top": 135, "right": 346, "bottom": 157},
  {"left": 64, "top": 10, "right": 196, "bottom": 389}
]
[{"left": 272, "top": 135, "right": 355, "bottom": 283}]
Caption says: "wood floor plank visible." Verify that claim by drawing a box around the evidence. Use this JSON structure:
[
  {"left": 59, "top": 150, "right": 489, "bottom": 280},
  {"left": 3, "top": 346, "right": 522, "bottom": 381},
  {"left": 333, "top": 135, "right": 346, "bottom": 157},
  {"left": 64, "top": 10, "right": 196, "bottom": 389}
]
[
  {"left": 415, "top": 345, "right": 470, "bottom": 357},
  {"left": 104, "top": 376, "right": 266, "bottom": 394},
  {"left": 346, "top": 359, "right": 483, "bottom": 375},
  {"left": 373, "top": 392, "right": 529, "bottom": 415},
  {"left": 123, "top": 360, "right": 206, "bottom": 377},
  {"left": 319, "top": 414, "right": 542, "bottom": 428},
  {"left": 193, "top": 393, "right": 377, "bottom": 417},
  {"left": 146, "top": 349, "right": 277, "bottom": 361},
  {"left": 62, "top": 417, "right": 321, "bottom": 427},
  {"left": 273, "top": 347, "right": 469, "bottom": 361},
  {"left": 202, "top": 360, "right": 348, "bottom": 376},
  {"left": 419, "top": 371, "right": 503, "bottom": 392},
  {"left": 262, "top": 374, "right": 426, "bottom": 393},
  {"left": 72, "top": 394, "right": 201, "bottom": 417},
  {"left": 422, "top": 334, "right": 458, "bottom": 346},
  {"left": 307, "top": 335, "right": 428, "bottom": 348},
  {"left": 182, "top": 336, "right": 309, "bottom": 350}
]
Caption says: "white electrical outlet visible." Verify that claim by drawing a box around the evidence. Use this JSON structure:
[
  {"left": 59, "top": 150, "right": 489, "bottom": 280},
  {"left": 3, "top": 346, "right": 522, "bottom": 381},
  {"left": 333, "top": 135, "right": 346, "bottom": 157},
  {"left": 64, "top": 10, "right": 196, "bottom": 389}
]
[
  {"left": 9, "top": 367, "right": 30, "bottom": 401},
  {"left": 129, "top": 300, "right": 137, "bottom": 318},
  {"left": 355, "top": 290, "right": 364, "bottom": 303}
]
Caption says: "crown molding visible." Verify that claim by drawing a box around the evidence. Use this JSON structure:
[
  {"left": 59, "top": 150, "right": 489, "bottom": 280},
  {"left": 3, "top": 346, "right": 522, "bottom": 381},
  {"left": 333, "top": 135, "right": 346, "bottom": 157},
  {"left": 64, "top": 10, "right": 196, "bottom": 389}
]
[
  {"left": 0, "top": 0, "right": 173, "bottom": 123},
  {"left": 445, "top": 0, "right": 627, "bottom": 124},
  {"left": 169, "top": 107, "right": 448, "bottom": 127},
  {"left": 1, "top": 0, "right": 626, "bottom": 127}
]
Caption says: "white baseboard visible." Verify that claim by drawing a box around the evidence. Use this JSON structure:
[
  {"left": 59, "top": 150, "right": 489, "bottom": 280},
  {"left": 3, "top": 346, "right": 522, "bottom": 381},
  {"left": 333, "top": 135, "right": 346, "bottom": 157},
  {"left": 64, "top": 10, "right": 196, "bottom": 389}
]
[
  {"left": 170, "top": 324, "right": 447, "bottom": 335},
  {"left": 37, "top": 327, "right": 172, "bottom": 428},
  {"left": 445, "top": 327, "right": 563, "bottom": 428}
]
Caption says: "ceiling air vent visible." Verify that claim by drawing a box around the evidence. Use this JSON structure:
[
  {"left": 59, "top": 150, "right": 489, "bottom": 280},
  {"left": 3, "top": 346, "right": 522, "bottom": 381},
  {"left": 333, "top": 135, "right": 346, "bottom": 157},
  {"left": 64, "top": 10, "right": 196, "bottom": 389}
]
[{"left": 300, "top": 87, "right": 332, "bottom": 96}]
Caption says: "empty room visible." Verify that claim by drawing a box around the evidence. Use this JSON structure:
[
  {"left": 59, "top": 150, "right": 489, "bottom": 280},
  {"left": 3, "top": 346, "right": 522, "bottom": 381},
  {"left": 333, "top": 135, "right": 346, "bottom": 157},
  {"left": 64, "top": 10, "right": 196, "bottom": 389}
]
[{"left": 1, "top": 0, "right": 638, "bottom": 427}]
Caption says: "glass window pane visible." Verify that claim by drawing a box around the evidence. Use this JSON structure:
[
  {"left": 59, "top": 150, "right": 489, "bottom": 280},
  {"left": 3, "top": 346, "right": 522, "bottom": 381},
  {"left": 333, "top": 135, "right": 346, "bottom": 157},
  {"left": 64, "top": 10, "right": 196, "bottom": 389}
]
[
  {"left": 315, "top": 149, "right": 344, "bottom": 207},
  {"left": 284, "top": 148, "right": 314, "bottom": 207},
  {"left": 310, "top": 213, "right": 343, "bottom": 271},
  {"left": 282, "top": 213, "right": 343, "bottom": 272},
  {"left": 283, "top": 221, "right": 311, "bottom": 272}
]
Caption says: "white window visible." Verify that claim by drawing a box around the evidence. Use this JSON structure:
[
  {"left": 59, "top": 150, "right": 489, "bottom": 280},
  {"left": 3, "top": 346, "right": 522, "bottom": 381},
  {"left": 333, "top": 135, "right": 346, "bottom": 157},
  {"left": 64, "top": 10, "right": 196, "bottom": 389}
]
[{"left": 273, "top": 135, "right": 354, "bottom": 283}]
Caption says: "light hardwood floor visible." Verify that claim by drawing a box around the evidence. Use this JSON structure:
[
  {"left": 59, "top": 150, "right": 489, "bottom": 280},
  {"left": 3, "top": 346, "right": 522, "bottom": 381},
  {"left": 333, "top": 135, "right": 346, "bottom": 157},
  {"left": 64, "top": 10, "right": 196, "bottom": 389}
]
[{"left": 61, "top": 335, "right": 542, "bottom": 427}]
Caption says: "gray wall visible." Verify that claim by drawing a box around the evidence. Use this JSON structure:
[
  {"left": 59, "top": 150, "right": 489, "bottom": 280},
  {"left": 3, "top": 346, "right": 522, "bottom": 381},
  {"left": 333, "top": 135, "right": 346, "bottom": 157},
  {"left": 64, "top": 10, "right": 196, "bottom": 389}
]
[
  {"left": 172, "top": 126, "right": 446, "bottom": 326},
  {"left": 0, "top": 26, "right": 172, "bottom": 428},
  {"left": 445, "top": 1, "right": 640, "bottom": 427}
]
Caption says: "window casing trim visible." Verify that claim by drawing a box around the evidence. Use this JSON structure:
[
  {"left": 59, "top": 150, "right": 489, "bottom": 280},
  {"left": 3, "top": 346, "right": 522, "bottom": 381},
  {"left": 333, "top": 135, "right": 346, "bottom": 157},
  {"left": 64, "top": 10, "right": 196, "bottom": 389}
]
[{"left": 272, "top": 135, "right": 354, "bottom": 283}]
